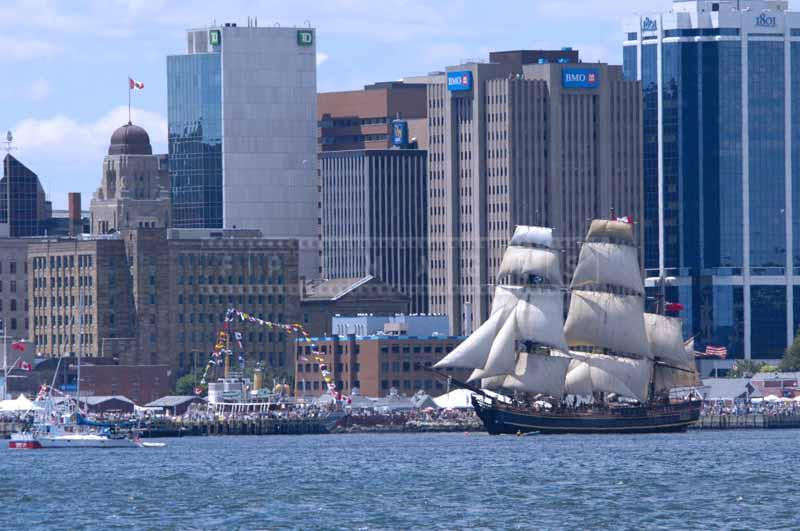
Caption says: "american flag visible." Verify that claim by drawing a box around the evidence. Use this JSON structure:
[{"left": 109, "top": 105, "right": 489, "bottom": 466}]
[{"left": 705, "top": 345, "right": 728, "bottom": 359}]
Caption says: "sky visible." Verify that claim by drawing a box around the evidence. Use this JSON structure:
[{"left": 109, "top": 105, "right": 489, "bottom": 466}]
[{"left": 1, "top": 0, "right": 677, "bottom": 209}]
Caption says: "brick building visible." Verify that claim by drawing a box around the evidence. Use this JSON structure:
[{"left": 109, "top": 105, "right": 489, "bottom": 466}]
[
  {"left": 318, "top": 81, "right": 428, "bottom": 152},
  {"left": 28, "top": 228, "right": 300, "bottom": 374},
  {"left": 0, "top": 238, "right": 30, "bottom": 339},
  {"left": 294, "top": 335, "right": 470, "bottom": 398}
]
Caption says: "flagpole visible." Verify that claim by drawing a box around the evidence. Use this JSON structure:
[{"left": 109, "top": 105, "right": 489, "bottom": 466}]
[
  {"left": 2, "top": 319, "right": 7, "bottom": 400},
  {"left": 128, "top": 77, "right": 131, "bottom": 124}
]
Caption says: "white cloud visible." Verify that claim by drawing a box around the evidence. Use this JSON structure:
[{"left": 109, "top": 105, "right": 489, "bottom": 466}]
[
  {"left": 532, "top": 0, "right": 673, "bottom": 19},
  {"left": 29, "top": 79, "right": 50, "bottom": 102},
  {"left": 10, "top": 107, "right": 168, "bottom": 207},
  {"left": 0, "top": 35, "right": 60, "bottom": 63},
  {"left": 13, "top": 106, "right": 167, "bottom": 160},
  {"left": 316, "top": 52, "right": 329, "bottom": 66}
]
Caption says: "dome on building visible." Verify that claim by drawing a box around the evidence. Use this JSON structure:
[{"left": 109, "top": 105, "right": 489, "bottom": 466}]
[{"left": 108, "top": 122, "right": 152, "bottom": 156}]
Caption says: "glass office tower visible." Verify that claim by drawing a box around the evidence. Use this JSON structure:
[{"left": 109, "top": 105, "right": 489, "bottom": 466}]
[
  {"left": 0, "top": 154, "right": 48, "bottom": 237},
  {"left": 167, "top": 53, "right": 223, "bottom": 229},
  {"left": 624, "top": 0, "right": 799, "bottom": 359}
]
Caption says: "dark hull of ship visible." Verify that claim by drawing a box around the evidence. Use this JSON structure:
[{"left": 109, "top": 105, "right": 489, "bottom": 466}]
[{"left": 472, "top": 397, "right": 701, "bottom": 435}]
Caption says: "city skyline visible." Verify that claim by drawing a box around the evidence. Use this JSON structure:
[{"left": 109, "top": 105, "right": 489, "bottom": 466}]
[{"left": 2, "top": 0, "right": 675, "bottom": 209}]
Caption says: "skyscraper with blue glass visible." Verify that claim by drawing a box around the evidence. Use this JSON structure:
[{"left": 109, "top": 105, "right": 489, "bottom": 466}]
[
  {"left": 168, "top": 22, "right": 319, "bottom": 277},
  {"left": 624, "top": 0, "right": 800, "bottom": 360}
]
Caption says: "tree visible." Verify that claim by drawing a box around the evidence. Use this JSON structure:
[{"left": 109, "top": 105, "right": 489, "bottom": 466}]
[
  {"left": 780, "top": 334, "right": 800, "bottom": 372},
  {"left": 175, "top": 372, "right": 205, "bottom": 395},
  {"left": 729, "top": 359, "right": 763, "bottom": 378}
]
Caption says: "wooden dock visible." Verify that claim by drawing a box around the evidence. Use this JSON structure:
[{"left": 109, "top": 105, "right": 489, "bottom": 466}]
[{"left": 693, "top": 414, "right": 800, "bottom": 430}]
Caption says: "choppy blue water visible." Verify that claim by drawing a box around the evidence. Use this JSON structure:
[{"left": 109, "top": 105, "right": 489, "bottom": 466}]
[{"left": 1, "top": 430, "right": 798, "bottom": 530}]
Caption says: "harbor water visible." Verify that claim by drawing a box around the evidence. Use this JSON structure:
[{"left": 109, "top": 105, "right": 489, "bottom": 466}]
[{"left": 2, "top": 430, "right": 798, "bottom": 530}]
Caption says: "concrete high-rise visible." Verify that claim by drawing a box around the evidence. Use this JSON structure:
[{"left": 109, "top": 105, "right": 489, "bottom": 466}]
[
  {"left": 623, "top": 0, "right": 800, "bottom": 360},
  {"left": 427, "top": 50, "right": 643, "bottom": 335},
  {"left": 168, "top": 21, "right": 318, "bottom": 278},
  {"left": 320, "top": 148, "right": 428, "bottom": 313},
  {"left": 317, "top": 84, "right": 430, "bottom": 314}
]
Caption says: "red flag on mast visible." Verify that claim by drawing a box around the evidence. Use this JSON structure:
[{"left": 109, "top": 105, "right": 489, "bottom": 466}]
[{"left": 129, "top": 78, "right": 144, "bottom": 90}]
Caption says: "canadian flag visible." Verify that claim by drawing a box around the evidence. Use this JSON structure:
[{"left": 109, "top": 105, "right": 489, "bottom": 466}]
[
  {"left": 129, "top": 78, "right": 144, "bottom": 90},
  {"left": 18, "top": 360, "right": 32, "bottom": 371},
  {"left": 616, "top": 216, "right": 633, "bottom": 224},
  {"left": 11, "top": 339, "right": 26, "bottom": 352}
]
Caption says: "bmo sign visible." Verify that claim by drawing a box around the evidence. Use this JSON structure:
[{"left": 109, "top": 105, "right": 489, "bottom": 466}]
[
  {"left": 447, "top": 70, "right": 473, "bottom": 92},
  {"left": 562, "top": 68, "right": 600, "bottom": 89}
]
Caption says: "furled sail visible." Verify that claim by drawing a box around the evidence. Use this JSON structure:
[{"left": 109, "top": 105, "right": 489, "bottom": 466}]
[
  {"left": 564, "top": 291, "right": 653, "bottom": 359},
  {"left": 564, "top": 352, "right": 653, "bottom": 402},
  {"left": 503, "top": 351, "right": 571, "bottom": 397},
  {"left": 653, "top": 364, "right": 701, "bottom": 394},
  {"left": 434, "top": 286, "right": 517, "bottom": 369},
  {"left": 643, "top": 313, "right": 695, "bottom": 369},
  {"left": 570, "top": 242, "right": 643, "bottom": 294},
  {"left": 476, "top": 288, "right": 569, "bottom": 379},
  {"left": 497, "top": 246, "right": 563, "bottom": 287},
  {"left": 585, "top": 220, "right": 635, "bottom": 244},
  {"left": 510, "top": 226, "right": 554, "bottom": 248}
]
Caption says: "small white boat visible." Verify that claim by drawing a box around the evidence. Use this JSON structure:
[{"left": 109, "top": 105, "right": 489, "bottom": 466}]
[{"left": 138, "top": 441, "right": 166, "bottom": 448}]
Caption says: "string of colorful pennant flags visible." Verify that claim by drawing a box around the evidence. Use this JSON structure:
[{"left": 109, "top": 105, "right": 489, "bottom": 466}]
[{"left": 197, "top": 308, "right": 350, "bottom": 403}]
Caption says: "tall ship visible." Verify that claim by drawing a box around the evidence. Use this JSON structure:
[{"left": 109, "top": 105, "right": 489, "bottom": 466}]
[{"left": 434, "top": 220, "right": 702, "bottom": 434}]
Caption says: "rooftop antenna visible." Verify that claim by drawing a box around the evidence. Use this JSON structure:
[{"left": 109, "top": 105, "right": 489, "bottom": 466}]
[{"left": 3, "top": 131, "right": 16, "bottom": 231}]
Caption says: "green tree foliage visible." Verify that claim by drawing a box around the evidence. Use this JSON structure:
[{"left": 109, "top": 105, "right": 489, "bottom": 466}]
[
  {"left": 729, "top": 359, "right": 764, "bottom": 378},
  {"left": 780, "top": 334, "right": 800, "bottom": 372},
  {"left": 175, "top": 372, "right": 205, "bottom": 395}
]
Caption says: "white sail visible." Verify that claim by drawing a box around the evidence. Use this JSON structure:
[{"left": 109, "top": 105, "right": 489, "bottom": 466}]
[
  {"left": 564, "top": 291, "right": 653, "bottom": 359},
  {"left": 478, "top": 289, "right": 569, "bottom": 379},
  {"left": 564, "top": 352, "right": 653, "bottom": 402},
  {"left": 503, "top": 351, "right": 571, "bottom": 397},
  {"left": 586, "top": 220, "right": 635, "bottom": 244},
  {"left": 497, "top": 246, "right": 563, "bottom": 286},
  {"left": 643, "top": 314, "right": 695, "bottom": 369},
  {"left": 510, "top": 226, "right": 554, "bottom": 248},
  {"left": 434, "top": 286, "right": 518, "bottom": 369},
  {"left": 570, "top": 242, "right": 643, "bottom": 294},
  {"left": 653, "top": 364, "right": 701, "bottom": 394},
  {"left": 481, "top": 375, "right": 507, "bottom": 391}
]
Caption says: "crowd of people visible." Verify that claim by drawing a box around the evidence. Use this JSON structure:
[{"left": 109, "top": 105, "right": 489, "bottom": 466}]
[{"left": 702, "top": 399, "right": 800, "bottom": 417}]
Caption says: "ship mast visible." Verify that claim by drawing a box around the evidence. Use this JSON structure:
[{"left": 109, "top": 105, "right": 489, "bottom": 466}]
[{"left": 562, "top": 219, "right": 655, "bottom": 403}]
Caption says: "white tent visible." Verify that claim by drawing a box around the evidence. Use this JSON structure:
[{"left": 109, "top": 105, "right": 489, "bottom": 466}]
[
  {"left": 0, "top": 394, "right": 41, "bottom": 412},
  {"left": 764, "top": 394, "right": 781, "bottom": 403},
  {"left": 433, "top": 388, "right": 511, "bottom": 409},
  {"left": 434, "top": 389, "right": 476, "bottom": 409}
]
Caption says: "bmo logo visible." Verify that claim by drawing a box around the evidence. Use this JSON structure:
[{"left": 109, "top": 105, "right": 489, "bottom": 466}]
[
  {"left": 562, "top": 68, "right": 600, "bottom": 89},
  {"left": 447, "top": 70, "right": 473, "bottom": 92}
]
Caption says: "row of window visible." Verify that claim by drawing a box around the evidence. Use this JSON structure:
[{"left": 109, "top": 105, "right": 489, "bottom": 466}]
[
  {"left": 33, "top": 313, "right": 93, "bottom": 327},
  {"left": 33, "top": 276, "right": 94, "bottom": 289},
  {"left": 318, "top": 116, "right": 388, "bottom": 128},
  {"left": 381, "top": 379, "right": 444, "bottom": 391},
  {"left": 36, "top": 333, "right": 95, "bottom": 347},
  {"left": 177, "top": 274, "right": 285, "bottom": 286},
  {"left": 33, "top": 295, "right": 93, "bottom": 309},
  {"left": 32, "top": 255, "right": 94, "bottom": 270},
  {"left": 320, "top": 134, "right": 388, "bottom": 145}
]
